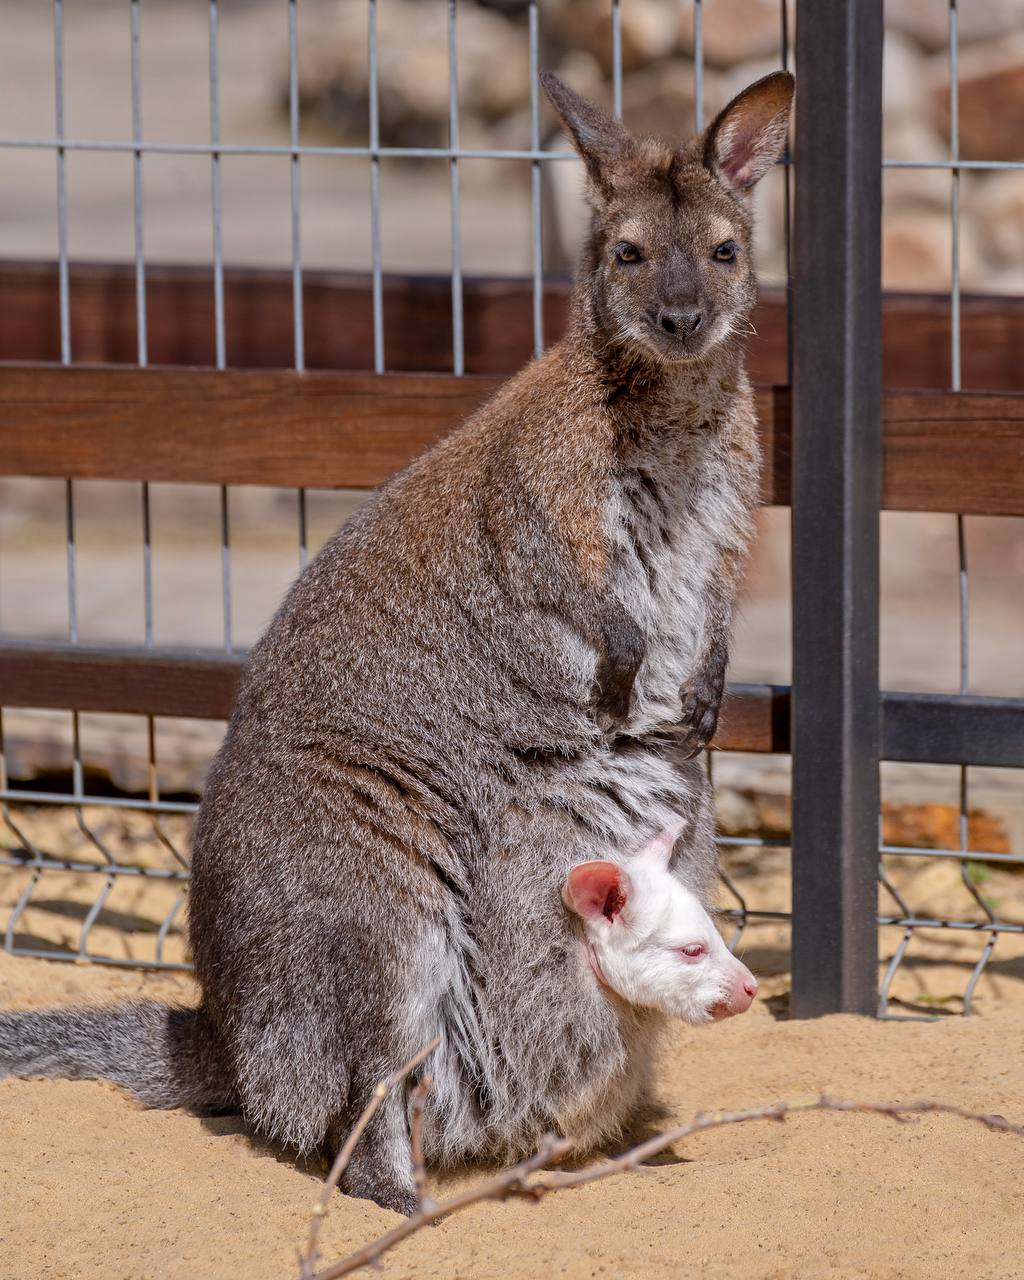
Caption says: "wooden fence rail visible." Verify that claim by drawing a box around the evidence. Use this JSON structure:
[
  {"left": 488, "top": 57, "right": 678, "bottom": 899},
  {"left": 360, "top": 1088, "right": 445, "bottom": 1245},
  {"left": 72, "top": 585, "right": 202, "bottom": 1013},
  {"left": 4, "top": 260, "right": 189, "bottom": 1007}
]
[
  {"left": 2, "top": 642, "right": 1021, "bottom": 768},
  {"left": 2, "top": 365, "right": 1022, "bottom": 515},
  {"left": 4, "top": 260, "right": 1024, "bottom": 391}
]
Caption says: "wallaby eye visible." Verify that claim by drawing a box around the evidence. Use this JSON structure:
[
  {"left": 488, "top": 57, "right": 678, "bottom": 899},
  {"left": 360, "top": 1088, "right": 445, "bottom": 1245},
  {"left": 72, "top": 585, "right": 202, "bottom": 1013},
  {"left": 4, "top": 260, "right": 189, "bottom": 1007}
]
[
  {"left": 713, "top": 240, "right": 737, "bottom": 263},
  {"left": 679, "top": 943, "right": 706, "bottom": 961},
  {"left": 615, "top": 241, "right": 642, "bottom": 265}
]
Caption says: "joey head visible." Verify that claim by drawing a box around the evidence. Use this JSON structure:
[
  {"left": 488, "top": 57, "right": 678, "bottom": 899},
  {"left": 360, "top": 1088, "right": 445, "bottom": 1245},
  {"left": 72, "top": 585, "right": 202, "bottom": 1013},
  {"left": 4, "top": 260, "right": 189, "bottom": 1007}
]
[{"left": 563, "top": 824, "right": 757, "bottom": 1024}]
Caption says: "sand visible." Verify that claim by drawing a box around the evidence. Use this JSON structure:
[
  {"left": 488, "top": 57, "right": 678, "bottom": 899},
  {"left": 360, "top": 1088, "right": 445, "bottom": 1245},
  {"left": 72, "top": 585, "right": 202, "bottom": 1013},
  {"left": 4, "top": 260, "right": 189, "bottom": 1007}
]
[{"left": 2, "top": 950, "right": 1023, "bottom": 1280}]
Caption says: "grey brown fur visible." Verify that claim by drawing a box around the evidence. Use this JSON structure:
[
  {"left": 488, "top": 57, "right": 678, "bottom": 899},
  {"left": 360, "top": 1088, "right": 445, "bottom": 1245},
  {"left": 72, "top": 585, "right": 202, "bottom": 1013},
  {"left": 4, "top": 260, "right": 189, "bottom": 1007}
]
[{"left": 0, "top": 71, "right": 794, "bottom": 1216}]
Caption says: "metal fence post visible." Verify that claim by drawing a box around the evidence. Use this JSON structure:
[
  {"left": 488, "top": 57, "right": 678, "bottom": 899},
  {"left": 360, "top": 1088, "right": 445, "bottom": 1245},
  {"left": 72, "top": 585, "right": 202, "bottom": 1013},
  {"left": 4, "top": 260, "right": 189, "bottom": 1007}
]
[{"left": 790, "top": 0, "right": 884, "bottom": 1016}]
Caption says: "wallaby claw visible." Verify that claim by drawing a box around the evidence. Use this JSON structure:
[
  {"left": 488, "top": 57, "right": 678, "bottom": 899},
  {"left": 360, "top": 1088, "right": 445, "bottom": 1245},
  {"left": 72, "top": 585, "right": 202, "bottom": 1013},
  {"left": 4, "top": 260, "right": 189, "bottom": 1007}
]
[{"left": 678, "top": 673, "right": 725, "bottom": 757}]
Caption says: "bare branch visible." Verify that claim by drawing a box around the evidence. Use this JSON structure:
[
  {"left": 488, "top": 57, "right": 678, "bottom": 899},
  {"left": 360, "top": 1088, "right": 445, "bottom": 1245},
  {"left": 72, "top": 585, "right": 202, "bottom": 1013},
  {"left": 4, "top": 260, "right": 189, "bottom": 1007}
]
[
  {"left": 298, "top": 1036, "right": 440, "bottom": 1280},
  {"left": 309, "top": 1090, "right": 1024, "bottom": 1280},
  {"left": 408, "top": 1075, "right": 434, "bottom": 1213},
  {"left": 533, "top": 1095, "right": 1024, "bottom": 1193},
  {"left": 311, "top": 1133, "right": 576, "bottom": 1280}
]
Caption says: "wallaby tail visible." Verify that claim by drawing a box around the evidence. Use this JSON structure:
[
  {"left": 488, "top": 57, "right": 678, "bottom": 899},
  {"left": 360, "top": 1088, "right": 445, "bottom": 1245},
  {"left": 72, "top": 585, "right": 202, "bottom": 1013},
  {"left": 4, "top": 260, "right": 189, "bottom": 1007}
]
[{"left": 0, "top": 1001, "right": 237, "bottom": 1112}]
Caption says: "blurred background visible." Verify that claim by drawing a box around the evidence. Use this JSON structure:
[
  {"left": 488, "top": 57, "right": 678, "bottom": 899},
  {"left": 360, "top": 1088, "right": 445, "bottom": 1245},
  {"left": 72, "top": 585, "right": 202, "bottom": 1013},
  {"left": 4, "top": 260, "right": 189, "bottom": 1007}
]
[{"left": 4, "top": 0, "right": 1024, "bottom": 291}]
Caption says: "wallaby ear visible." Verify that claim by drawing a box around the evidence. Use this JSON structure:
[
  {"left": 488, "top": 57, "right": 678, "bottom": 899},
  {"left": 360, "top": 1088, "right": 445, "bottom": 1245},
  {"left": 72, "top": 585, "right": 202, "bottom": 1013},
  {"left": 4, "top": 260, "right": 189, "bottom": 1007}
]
[
  {"left": 541, "top": 70, "right": 636, "bottom": 198},
  {"left": 703, "top": 70, "right": 794, "bottom": 198},
  {"left": 636, "top": 819, "right": 687, "bottom": 868},
  {"left": 563, "top": 860, "right": 631, "bottom": 924}
]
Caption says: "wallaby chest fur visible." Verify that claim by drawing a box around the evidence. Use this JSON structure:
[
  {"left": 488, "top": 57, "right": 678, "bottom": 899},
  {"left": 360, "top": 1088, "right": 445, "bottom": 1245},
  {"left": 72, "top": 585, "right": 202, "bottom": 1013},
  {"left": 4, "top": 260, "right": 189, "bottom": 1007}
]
[{"left": 0, "top": 69, "right": 793, "bottom": 1217}]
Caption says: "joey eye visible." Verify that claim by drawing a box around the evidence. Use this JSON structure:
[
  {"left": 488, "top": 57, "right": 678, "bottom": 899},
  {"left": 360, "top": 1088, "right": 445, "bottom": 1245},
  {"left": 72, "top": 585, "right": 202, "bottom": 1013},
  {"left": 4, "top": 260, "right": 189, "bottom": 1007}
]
[
  {"left": 615, "top": 241, "right": 642, "bottom": 264},
  {"left": 679, "top": 943, "right": 706, "bottom": 961},
  {"left": 713, "top": 240, "right": 737, "bottom": 263}
]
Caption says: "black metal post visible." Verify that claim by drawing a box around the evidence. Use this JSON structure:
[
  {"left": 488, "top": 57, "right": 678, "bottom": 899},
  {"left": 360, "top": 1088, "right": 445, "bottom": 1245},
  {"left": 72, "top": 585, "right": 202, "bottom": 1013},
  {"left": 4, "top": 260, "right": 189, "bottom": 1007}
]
[{"left": 791, "top": 1, "right": 884, "bottom": 1016}]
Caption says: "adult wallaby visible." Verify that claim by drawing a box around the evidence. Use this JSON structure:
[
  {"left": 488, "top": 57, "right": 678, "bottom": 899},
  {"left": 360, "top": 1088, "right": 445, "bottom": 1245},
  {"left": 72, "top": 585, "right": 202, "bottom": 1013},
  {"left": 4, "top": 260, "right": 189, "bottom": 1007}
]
[{"left": 0, "top": 70, "right": 793, "bottom": 1215}]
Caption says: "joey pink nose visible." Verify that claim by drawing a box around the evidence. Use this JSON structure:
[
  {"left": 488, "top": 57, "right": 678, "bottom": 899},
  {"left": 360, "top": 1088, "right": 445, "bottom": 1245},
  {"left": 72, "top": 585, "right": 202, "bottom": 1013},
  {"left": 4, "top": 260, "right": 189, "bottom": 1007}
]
[
  {"left": 710, "top": 971, "right": 758, "bottom": 1021},
  {"left": 731, "top": 974, "right": 757, "bottom": 1014}
]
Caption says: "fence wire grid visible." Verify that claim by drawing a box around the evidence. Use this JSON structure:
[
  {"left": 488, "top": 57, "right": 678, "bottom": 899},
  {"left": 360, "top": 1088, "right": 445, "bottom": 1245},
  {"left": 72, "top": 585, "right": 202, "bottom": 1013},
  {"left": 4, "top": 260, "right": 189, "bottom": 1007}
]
[{"left": 0, "top": 0, "right": 1021, "bottom": 1018}]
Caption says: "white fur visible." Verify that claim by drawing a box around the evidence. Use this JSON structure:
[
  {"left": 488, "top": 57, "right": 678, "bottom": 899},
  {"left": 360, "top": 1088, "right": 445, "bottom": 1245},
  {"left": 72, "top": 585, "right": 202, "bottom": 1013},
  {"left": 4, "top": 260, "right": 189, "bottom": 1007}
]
[
  {"left": 564, "top": 825, "right": 757, "bottom": 1025},
  {"left": 606, "top": 420, "right": 753, "bottom": 738}
]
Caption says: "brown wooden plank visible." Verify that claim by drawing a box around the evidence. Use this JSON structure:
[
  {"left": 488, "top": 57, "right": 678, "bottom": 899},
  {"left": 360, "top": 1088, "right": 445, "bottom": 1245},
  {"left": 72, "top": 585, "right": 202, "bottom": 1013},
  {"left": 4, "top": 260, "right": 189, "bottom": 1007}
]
[
  {"left": 4, "top": 259, "right": 1024, "bottom": 392},
  {"left": 3, "top": 364, "right": 1022, "bottom": 514},
  {"left": 0, "top": 642, "right": 781, "bottom": 752},
  {"left": 5, "top": 644, "right": 1017, "bottom": 767},
  {"left": 883, "top": 391, "right": 1024, "bottom": 516},
  {"left": 0, "top": 364, "right": 787, "bottom": 505},
  {"left": 718, "top": 683, "right": 791, "bottom": 754},
  {"left": 0, "top": 643, "right": 240, "bottom": 721},
  {"left": 0, "top": 365, "right": 503, "bottom": 492},
  {"left": 0, "top": 261, "right": 573, "bottom": 378}
]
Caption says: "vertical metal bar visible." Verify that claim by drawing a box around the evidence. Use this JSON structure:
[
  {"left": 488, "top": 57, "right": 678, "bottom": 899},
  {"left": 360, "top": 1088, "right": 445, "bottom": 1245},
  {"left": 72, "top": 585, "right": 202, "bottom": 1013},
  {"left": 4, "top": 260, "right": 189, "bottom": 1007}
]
[
  {"left": 611, "top": 0, "right": 623, "bottom": 120},
  {"left": 130, "top": 0, "right": 147, "bottom": 367},
  {"left": 707, "top": 752, "right": 750, "bottom": 952},
  {"left": 791, "top": 0, "right": 883, "bottom": 1017},
  {"left": 64, "top": 480, "right": 78, "bottom": 644},
  {"left": 209, "top": 0, "right": 226, "bottom": 371},
  {"left": 948, "top": 0, "right": 961, "bottom": 395},
  {"left": 528, "top": 1, "right": 543, "bottom": 359},
  {"left": 289, "top": 0, "right": 307, "bottom": 569},
  {"left": 949, "top": 1, "right": 968, "bottom": 708},
  {"left": 58, "top": 0, "right": 77, "bottom": 646},
  {"left": 53, "top": 0, "right": 96, "bottom": 956},
  {"left": 447, "top": 0, "right": 464, "bottom": 376},
  {"left": 288, "top": 0, "right": 305, "bottom": 373},
  {"left": 147, "top": 719, "right": 189, "bottom": 864},
  {"left": 54, "top": 0, "right": 70, "bottom": 365},
  {"left": 297, "top": 488, "right": 309, "bottom": 570},
  {"left": 220, "top": 486, "right": 233, "bottom": 653},
  {"left": 1, "top": 718, "right": 47, "bottom": 960},
  {"left": 946, "top": 1, "right": 992, "bottom": 1013},
  {"left": 208, "top": 0, "right": 232, "bottom": 649},
  {"left": 130, "top": 0, "right": 155, "bottom": 646},
  {"left": 693, "top": 0, "right": 704, "bottom": 132},
  {"left": 368, "top": 0, "right": 384, "bottom": 373},
  {"left": 141, "top": 483, "right": 154, "bottom": 645}
]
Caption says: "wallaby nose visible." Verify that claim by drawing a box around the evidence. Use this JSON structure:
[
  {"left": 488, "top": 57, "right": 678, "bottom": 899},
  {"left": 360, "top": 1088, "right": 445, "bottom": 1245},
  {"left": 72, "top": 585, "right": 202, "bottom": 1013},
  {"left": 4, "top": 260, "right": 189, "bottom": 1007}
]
[
  {"left": 658, "top": 305, "right": 704, "bottom": 338},
  {"left": 712, "top": 968, "right": 758, "bottom": 1020},
  {"left": 732, "top": 972, "right": 758, "bottom": 1014}
]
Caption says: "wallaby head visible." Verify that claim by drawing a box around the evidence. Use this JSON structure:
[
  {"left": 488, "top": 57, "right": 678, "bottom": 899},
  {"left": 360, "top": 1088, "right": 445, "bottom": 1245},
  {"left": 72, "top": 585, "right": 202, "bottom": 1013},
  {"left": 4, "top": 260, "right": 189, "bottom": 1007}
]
[
  {"left": 562, "top": 824, "right": 757, "bottom": 1025},
  {"left": 542, "top": 69, "right": 794, "bottom": 365}
]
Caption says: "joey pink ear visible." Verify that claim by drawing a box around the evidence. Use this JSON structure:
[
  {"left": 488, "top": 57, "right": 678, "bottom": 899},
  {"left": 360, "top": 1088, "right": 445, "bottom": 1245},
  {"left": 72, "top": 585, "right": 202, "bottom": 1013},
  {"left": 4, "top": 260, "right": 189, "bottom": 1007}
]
[
  {"left": 703, "top": 70, "right": 794, "bottom": 198},
  {"left": 637, "top": 819, "right": 687, "bottom": 867},
  {"left": 562, "top": 860, "right": 630, "bottom": 923},
  {"left": 541, "top": 71, "right": 636, "bottom": 198}
]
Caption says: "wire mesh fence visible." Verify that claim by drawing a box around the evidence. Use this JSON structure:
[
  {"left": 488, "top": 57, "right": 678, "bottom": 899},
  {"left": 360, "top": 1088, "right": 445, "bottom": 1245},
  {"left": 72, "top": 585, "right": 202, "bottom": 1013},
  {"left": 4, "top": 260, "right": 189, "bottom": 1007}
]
[{"left": 0, "top": 0, "right": 1021, "bottom": 1017}]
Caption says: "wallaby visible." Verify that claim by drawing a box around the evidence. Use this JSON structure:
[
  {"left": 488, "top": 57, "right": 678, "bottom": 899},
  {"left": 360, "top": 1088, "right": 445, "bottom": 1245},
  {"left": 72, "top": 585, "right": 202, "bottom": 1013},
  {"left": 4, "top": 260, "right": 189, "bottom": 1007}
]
[{"left": 0, "top": 70, "right": 793, "bottom": 1215}]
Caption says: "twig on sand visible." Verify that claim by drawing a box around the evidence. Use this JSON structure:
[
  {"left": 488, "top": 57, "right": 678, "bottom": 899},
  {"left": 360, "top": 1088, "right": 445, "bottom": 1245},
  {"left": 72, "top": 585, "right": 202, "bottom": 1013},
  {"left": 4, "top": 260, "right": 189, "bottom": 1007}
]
[
  {"left": 309, "top": 1132, "right": 576, "bottom": 1280},
  {"left": 408, "top": 1075, "right": 434, "bottom": 1214},
  {"left": 303, "top": 1042, "right": 1024, "bottom": 1280},
  {"left": 531, "top": 1096, "right": 1024, "bottom": 1193},
  {"left": 298, "top": 1036, "right": 440, "bottom": 1279}
]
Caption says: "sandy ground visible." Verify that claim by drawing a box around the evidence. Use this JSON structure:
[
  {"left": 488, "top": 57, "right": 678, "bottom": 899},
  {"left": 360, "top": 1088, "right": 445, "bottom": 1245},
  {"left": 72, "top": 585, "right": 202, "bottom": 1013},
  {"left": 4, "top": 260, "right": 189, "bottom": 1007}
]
[{"left": 2, "top": 949, "right": 1024, "bottom": 1280}]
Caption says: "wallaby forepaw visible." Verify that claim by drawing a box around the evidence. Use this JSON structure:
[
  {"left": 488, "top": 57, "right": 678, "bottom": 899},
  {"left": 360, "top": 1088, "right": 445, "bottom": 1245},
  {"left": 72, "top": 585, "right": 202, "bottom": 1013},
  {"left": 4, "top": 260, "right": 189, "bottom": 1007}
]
[
  {"left": 677, "top": 674, "right": 724, "bottom": 756},
  {"left": 592, "top": 678, "right": 634, "bottom": 734}
]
